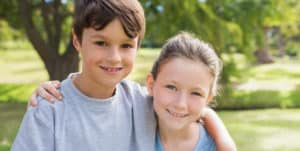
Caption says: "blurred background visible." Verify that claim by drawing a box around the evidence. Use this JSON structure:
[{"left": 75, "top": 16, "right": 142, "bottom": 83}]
[{"left": 0, "top": 0, "right": 300, "bottom": 150}]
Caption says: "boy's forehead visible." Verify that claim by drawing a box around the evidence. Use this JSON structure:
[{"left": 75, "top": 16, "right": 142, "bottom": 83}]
[{"left": 84, "top": 27, "right": 138, "bottom": 43}]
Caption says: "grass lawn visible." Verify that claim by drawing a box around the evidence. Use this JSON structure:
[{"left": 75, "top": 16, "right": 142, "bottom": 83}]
[
  {"left": 219, "top": 109, "right": 300, "bottom": 151},
  {"left": 0, "top": 102, "right": 27, "bottom": 151}
]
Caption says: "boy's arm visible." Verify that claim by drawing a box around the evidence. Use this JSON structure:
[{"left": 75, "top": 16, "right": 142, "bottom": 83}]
[
  {"left": 202, "top": 107, "right": 237, "bottom": 151},
  {"left": 11, "top": 103, "right": 54, "bottom": 151}
]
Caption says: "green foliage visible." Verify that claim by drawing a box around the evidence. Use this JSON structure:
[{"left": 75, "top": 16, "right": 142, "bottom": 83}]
[
  {"left": 0, "top": 20, "right": 23, "bottom": 41},
  {"left": 217, "top": 90, "right": 300, "bottom": 109},
  {"left": 141, "top": 0, "right": 235, "bottom": 52},
  {"left": 0, "top": 0, "right": 20, "bottom": 28},
  {"left": 0, "top": 84, "right": 36, "bottom": 103}
]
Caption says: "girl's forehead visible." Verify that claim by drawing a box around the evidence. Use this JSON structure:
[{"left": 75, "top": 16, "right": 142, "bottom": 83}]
[{"left": 157, "top": 58, "right": 212, "bottom": 82}]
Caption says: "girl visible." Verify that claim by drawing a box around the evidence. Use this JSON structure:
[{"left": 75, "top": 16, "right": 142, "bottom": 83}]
[{"left": 146, "top": 32, "right": 222, "bottom": 151}]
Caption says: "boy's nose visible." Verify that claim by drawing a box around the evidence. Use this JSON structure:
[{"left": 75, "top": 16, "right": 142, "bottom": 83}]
[{"left": 107, "top": 46, "right": 121, "bottom": 64}]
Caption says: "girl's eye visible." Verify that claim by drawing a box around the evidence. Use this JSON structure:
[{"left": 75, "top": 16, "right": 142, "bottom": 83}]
[
  {"left": 166, "top": 85, "right": 177, "bottom": 91},
  {"left": 191, "top": 92, "right": 202, "bottom": 97},
  {"left": 94, "top": 41, "right": 107, "bottom": 46},
  {"left": 121, "top": 43, "right": 133, "bottom": 49}
]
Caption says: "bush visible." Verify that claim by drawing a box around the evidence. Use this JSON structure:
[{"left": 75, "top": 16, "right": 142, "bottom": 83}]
[{"left": 216, "top": 89, "right": 300, "bottom": 110}]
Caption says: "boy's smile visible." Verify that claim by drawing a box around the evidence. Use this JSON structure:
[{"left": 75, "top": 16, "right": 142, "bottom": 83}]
[
  {"left": 73, "top": 18, "right": 139, "bottom": 99},
  {"left": 99, "top": 66, "right": 123, "bottom": 74}
]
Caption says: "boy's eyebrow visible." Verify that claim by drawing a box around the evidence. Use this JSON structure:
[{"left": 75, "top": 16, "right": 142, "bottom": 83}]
[
  {"left": 90, "top": 33, "right": 108, "bottom": 39},
  {"left": 90, "top": 33, "right": 136, "bottom": 42}
]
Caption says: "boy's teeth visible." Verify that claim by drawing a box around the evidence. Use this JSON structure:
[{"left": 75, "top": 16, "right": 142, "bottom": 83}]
[{"left": 102, "top": 66, "right": 121, "bottom": 72}]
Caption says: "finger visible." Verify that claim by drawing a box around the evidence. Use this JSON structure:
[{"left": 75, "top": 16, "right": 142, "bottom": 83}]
[
  {"left": 28, "top": 91, "right": 38, "bottom": 107},
  {"left": 51, "top": 80, "right": 61, "bottom": 88},
  {"left": 37, "top": 87, "right": 55, "bottom": 103},
  {"left": 42, "top": 82, "right": 62, "bottom": 100}
]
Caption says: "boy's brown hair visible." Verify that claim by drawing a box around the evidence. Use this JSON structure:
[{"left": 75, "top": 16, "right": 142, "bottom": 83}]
[{"left": 73, "top": 0, "right": 145, "bottom": 46}]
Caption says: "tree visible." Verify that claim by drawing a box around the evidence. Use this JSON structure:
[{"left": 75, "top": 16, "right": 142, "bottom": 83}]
[
  {"left": 19, "top": 0, "right": 78, "bottom": 80},
  {"left": 141, "top": 0, "right": 240, "bottom": 53}
]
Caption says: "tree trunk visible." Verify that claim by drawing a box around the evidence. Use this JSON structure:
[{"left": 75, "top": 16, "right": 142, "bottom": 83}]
[
  {"left": 19, "top": 0, "right": 79, "bottom": 80},
  {"left": 254, "top": 48, "right": 274, "bottom": 64},
  {"left": 276, "top": 27, "right": 285, "bottom": 57},
  {"left": 45, "top": 41, "right": 79, "bottom": 80},
  {"left": 255, "top": 26, "right": 274, "bottom": 64}
]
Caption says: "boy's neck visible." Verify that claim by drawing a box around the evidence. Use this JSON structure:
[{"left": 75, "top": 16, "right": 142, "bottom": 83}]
[{"left": 72, "top": 74, "right": 116, "bottom": 99}]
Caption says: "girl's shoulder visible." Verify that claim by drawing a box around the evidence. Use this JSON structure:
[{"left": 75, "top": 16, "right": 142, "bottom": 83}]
[{"left": 194, "top": 124, "right": 217, "bottom": 151}]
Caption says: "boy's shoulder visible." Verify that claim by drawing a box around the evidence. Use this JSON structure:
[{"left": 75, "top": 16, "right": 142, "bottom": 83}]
[
  {"left": 119, "top": 79, "right": 149, "bottom": 97},
  {"left": 28, "top": 78, "right": 71, "bottom": 113}
]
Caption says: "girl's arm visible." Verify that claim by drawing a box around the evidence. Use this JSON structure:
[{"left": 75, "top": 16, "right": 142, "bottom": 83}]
[
  {"left": 202, "top": 107, "right": 237, "bottom": 151},
  {"left": 29, "top": 81, "right": 62, "bottom": 107}
]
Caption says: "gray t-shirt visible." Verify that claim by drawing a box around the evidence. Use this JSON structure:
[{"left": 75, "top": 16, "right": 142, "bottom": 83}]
[{"left": 11, "top": 78, "right": 156, "bottom": 151}]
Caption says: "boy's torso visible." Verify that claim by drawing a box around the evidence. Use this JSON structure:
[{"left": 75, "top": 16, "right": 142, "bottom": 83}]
[{"left": 46, "top": 78, "right": 156, "bottom": 151}]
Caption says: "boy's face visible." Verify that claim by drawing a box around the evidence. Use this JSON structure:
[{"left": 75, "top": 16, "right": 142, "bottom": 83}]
[
  {"left": 147, "top": 58, "right": 213, "bottom": 130},
  {"left": 73, "top": 19, "right": 138, "bottom": 89}
]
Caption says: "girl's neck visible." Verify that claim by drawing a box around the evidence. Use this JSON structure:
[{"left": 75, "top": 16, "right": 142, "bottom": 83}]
[{"left": 158, "top": 120, "right": 200, "bottom": 151}]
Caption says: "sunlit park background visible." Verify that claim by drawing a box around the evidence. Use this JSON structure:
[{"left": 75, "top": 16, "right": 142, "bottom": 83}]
[{"left": 0, "top": 0, "right": 300, "bottom": 150}]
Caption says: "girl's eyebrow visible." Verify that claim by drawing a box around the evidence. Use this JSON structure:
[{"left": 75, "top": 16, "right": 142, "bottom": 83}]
[{"left": 194, "top": 87, "right": 206, "bottom": 94}]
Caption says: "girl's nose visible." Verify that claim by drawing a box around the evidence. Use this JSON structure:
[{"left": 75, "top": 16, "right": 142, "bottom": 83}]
[{"left": 173, "top": 93, "right": 188, "bottom": 110}]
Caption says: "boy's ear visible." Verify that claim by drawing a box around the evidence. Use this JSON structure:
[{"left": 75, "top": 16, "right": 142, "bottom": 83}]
[
  {"left": 72, "top": 30, "right": 81, "bottom": 52},
  {"left": 146, "top": 74, "right": 154, "bottom": 96}
]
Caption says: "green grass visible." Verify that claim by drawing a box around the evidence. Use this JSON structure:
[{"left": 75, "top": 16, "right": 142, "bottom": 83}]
[
  {"left": 229, "top": 54, "right": 300, "bottom": 90},
  {"left": 0, "top": 47, "right": 48, "bottom": 84},
  {"left": 219, "top": 109, "right": 300, "bottom": 151},
  {"left": 128, "top": 48, "right": 160, "bottom": 84},
  {"left": 0, "top": 83, "right": 36, "bottom": 102},
  {"left": 0, "top": 102, "right": 27, "bottom": 151}
]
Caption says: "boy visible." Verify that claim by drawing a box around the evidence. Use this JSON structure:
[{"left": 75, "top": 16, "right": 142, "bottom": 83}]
[{"left": 12, "top": 0, "right": 156, "bottom": 151}]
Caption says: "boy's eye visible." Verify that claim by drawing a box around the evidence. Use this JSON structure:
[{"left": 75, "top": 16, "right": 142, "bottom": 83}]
[
  {"left": 121, "top": 43, "right": 133, "bottom": 49},
  {"left": 165, "top": 85, "right": 177, "bottom": 91},
  {"left": 94, "top": 41, "right": 107, "bottom": 46}
]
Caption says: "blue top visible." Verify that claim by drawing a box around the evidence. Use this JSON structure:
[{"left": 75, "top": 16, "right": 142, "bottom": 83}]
[{"left": 155, "top": 124, "right": 216, "bottom": 151}]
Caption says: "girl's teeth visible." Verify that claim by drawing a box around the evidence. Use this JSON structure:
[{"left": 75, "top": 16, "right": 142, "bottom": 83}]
[{"left": 168, "top": 110, "right": 186, "bottom": 118}]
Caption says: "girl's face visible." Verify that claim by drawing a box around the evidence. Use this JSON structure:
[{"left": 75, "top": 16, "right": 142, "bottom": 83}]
[{"left": 147, "top": 57, "right": 213, "bottom": 130}]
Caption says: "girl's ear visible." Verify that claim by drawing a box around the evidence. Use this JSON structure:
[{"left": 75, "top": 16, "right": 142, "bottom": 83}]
[
  {"left": 146, "top": 74, "right": 155, "bottom": 96},
  {"left": 206, "top": 94, "right": 214, "bottom": 104},
  {"left": 72, "top": 30, "right": 81, "bottom": 53}
]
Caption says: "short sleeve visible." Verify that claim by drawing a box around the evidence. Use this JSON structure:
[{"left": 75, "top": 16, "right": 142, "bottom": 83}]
[{"left": 11, "top": 98, "right": 55, "bottom": 151}]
